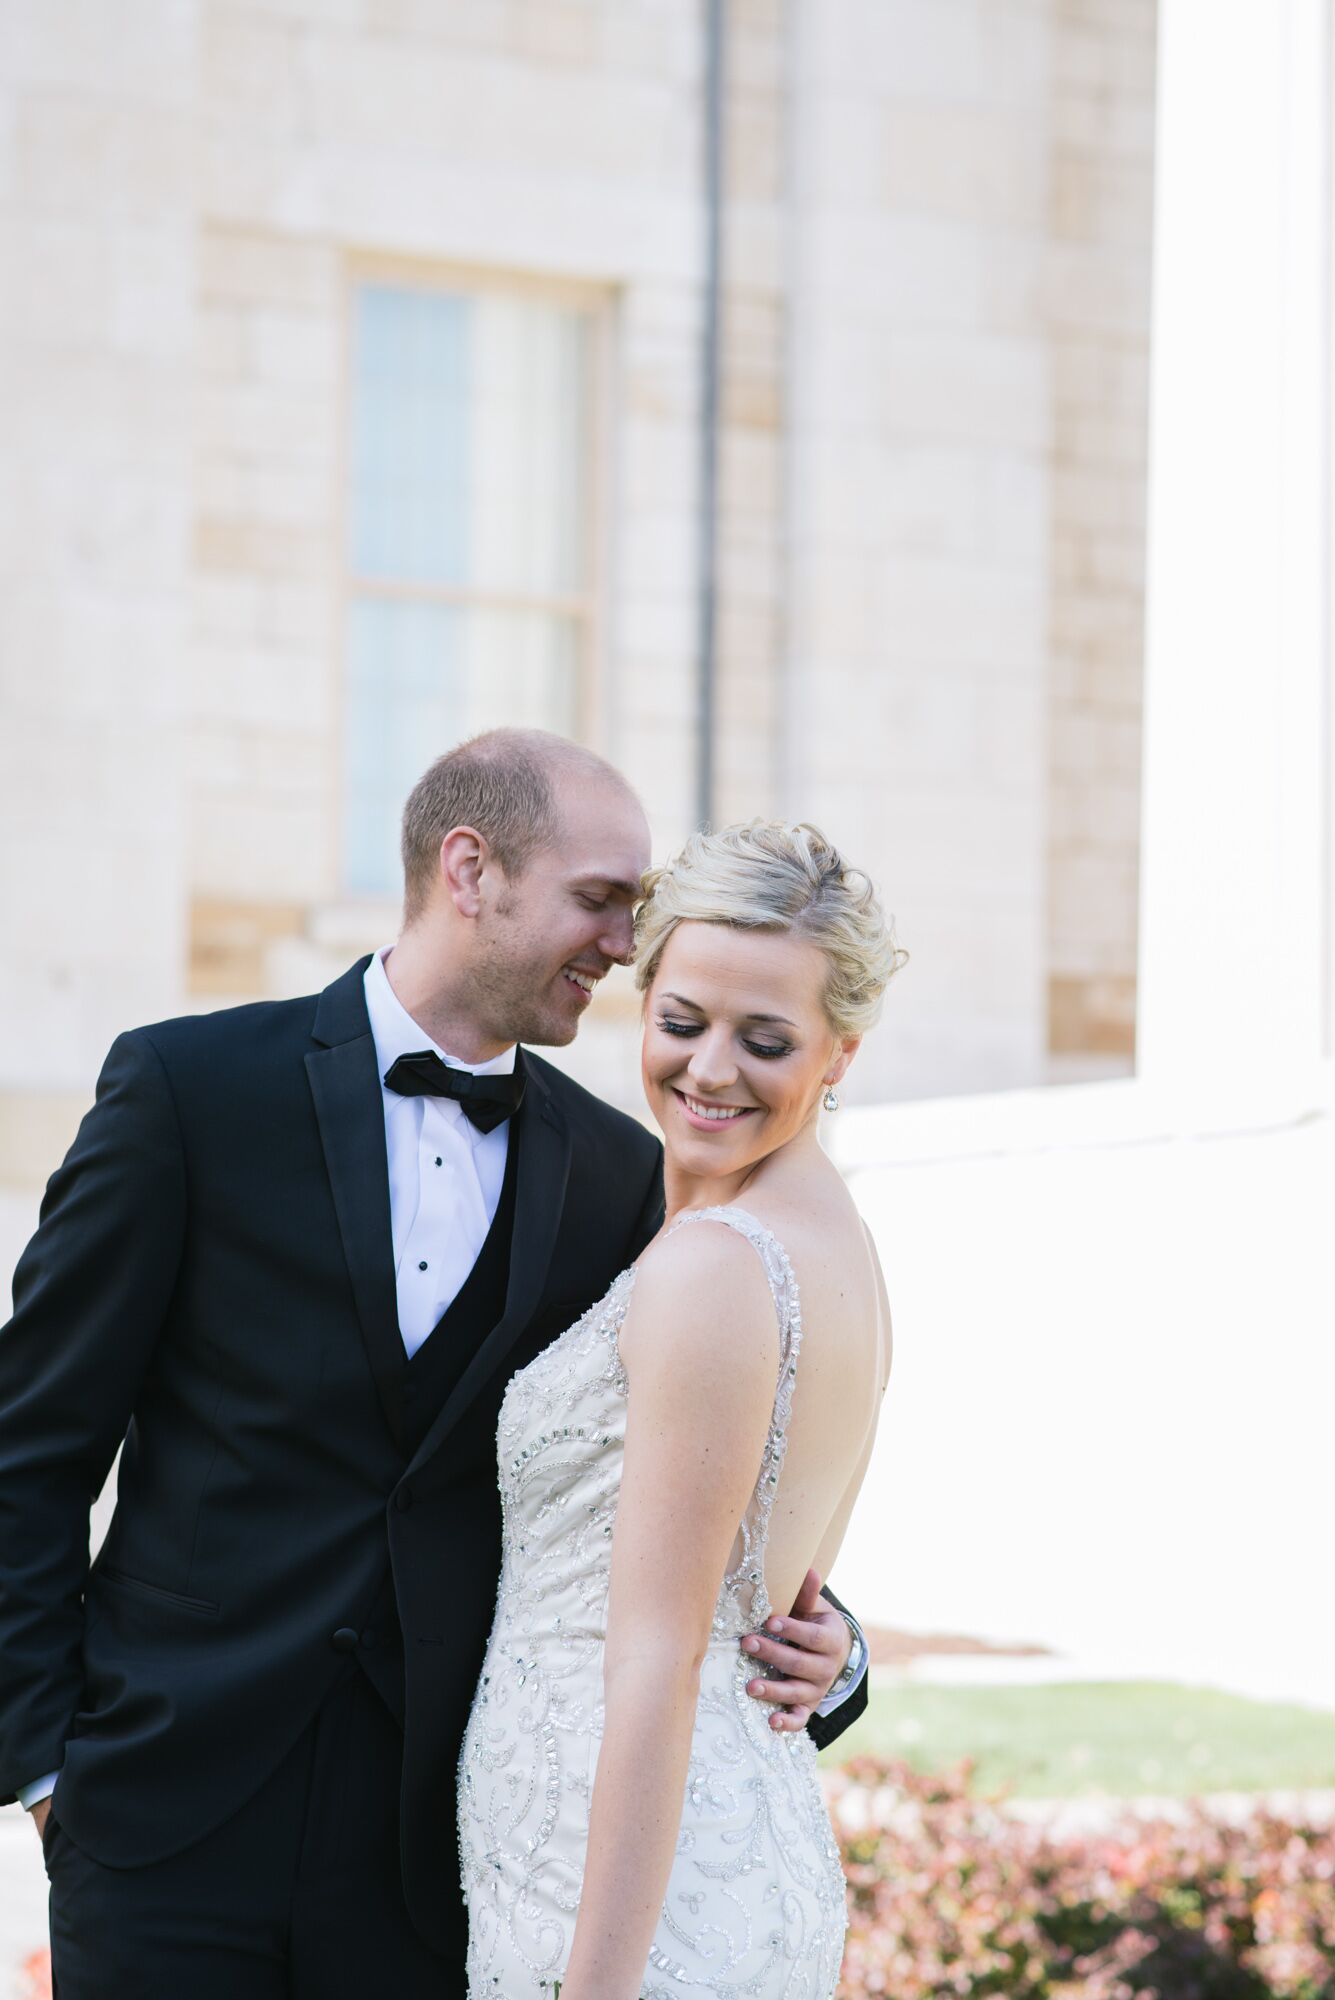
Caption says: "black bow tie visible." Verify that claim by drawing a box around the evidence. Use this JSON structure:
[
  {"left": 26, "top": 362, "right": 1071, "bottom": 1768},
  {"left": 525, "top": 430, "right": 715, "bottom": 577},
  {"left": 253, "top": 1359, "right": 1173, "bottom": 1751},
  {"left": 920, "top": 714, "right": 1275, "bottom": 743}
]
[{"left": 382, "top": 1052, "right": 526, "bottom": 1134}]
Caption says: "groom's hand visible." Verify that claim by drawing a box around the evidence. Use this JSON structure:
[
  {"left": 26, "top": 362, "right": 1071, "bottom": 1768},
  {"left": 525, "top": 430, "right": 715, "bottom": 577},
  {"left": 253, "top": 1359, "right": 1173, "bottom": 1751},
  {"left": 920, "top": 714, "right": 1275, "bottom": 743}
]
[
  {"left": 29, "top": 1798, "right": 51, "bottom": 1842},
  {"left": 740, "top": 1568, "right": 851, "bottom": 1732}
]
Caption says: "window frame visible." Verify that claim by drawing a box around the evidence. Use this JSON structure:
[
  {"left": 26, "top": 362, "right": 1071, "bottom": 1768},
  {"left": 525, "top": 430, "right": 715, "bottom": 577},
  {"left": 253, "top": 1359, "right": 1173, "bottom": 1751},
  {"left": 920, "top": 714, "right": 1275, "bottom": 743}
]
[{"left": 335, "top": 252, "right": 614, "bottom": 903}]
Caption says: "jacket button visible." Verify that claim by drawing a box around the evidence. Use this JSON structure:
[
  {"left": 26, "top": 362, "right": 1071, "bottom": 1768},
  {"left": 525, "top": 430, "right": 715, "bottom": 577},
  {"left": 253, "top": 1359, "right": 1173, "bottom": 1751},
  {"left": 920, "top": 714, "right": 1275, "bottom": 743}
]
[
  {"left": 395, "top": 1486, "right": 413, "bottom": 1513},
  {"left": 331, "top": 1627, "right": 359, "bottom": 1654}
]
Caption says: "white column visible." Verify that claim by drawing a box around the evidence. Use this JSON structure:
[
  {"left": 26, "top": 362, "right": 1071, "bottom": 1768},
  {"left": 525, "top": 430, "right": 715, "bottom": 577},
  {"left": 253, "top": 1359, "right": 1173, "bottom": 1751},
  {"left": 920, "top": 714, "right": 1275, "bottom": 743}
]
[{"left": 1137, "top": 0, "right": 1332, "bottom": 1091}]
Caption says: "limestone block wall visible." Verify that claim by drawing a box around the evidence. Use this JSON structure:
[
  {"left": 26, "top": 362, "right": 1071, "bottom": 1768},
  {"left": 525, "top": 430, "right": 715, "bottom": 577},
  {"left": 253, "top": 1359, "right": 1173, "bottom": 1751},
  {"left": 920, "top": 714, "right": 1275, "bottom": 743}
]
[
  {"left": 712, "top": 0, "right": 787, "bottom": 824},
  {"left": 781, "top": 0, "right": 1155, "bottom": 1104},
  {"left": 190, "top": 223, "right": 344, "bottom": 950},
  {"left": 1046, "top": 0, "right": 1156, "bottom": 1072},
  {"left": 0, "top": 0, "right": 1158, "bottom": 1197},
  {"left": 0, "top": 2, "right": 198, "bottom": 1191},
  {"left": 178, "top": 0, "right": 757, "bottom": 1112},
  {"left": 191, "top": 0, "right": 720, "bottom": 918},
  {"left": 783, "top": 0, "right": 1057, "bottom": 1104}
]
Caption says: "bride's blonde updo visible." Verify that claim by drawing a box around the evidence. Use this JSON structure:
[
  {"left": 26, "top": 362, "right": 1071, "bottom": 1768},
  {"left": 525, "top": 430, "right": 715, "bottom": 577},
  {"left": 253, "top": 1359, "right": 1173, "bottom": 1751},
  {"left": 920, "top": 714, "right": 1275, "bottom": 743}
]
[{"left": 633, "top": 820, "right": 906, "bottom": 1038}]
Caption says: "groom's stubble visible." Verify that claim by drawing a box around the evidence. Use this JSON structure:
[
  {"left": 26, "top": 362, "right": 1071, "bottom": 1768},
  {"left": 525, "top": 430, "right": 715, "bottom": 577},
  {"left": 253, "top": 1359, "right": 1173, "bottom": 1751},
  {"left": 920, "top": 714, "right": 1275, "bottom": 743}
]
[{"left": 461, "top": 885, "right": 583, "bottom": 1050}]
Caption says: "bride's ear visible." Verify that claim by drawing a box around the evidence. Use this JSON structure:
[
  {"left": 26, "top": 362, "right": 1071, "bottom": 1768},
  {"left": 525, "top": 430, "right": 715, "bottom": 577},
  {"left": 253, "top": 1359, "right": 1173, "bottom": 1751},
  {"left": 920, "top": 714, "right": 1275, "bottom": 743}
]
[{"left": 824, "top": 1037, "right": 861, "bottom": 1092}]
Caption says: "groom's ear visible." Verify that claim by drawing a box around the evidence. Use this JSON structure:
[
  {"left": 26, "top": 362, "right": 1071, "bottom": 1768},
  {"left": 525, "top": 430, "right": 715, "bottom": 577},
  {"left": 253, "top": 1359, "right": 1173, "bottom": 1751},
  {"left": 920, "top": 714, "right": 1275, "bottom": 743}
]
[{"left": 438, "top": 824, "right": 488, "bottom": 919}]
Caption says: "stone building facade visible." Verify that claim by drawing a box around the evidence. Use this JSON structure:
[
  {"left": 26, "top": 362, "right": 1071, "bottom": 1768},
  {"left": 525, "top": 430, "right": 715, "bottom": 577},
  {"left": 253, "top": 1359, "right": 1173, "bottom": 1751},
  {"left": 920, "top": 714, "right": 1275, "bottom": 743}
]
[{"left": 0, "top": 0, "right": 1157, "bottom": 1213}]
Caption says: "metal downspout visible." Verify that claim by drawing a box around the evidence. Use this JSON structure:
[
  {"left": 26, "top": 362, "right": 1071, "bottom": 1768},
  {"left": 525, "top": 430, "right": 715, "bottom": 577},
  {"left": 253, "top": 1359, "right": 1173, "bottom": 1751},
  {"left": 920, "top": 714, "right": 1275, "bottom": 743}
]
[{"left": 696, "top": 0, "right": 726, "bottom": 831}]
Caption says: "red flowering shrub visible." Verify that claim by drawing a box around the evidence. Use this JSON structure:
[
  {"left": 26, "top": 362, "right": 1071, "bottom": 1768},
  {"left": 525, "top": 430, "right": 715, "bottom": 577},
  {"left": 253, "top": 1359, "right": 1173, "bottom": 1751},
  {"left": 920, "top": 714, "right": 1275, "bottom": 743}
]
[
  {"left": 16, "top": 1773, "right": 1332, "bottom": 2000},
  {"left": 18, "top": 1952, "right": 51, "bottom": 2000},
  {"left": 831, "top": 1760, "right": 1335, "bottom": 2000}
]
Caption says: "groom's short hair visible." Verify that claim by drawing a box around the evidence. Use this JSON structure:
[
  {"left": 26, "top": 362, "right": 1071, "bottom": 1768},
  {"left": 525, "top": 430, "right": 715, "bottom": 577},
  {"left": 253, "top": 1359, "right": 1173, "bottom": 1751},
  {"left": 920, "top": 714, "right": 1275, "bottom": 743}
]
[{"left": 400, "top": 728, "right": 627, "bottom": 921}]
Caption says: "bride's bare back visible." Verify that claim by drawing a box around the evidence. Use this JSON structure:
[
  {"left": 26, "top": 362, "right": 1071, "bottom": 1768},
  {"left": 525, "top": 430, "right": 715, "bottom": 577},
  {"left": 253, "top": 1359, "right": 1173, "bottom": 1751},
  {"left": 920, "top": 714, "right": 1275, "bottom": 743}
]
[{"left": 712, "top": 1151, "right": 891, "bottom": 1620}]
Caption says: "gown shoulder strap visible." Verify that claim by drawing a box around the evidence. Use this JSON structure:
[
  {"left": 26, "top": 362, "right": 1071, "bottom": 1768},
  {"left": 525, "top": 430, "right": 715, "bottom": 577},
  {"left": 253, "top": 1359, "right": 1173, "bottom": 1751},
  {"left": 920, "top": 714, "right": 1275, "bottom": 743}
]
[
  {"left": 666, "top": 1205, "right": 804, "bottom": 1631},
  {"left": 666, "top": 1203, "right": 800, "bottom": 1361}
]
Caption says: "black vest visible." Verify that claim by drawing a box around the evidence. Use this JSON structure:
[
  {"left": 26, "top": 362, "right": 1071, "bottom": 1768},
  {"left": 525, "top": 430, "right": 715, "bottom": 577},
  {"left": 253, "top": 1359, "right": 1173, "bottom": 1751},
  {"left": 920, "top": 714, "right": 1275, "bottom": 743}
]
[{"left": 357, "top": 1121, "right": 522, "bottom": 1717}]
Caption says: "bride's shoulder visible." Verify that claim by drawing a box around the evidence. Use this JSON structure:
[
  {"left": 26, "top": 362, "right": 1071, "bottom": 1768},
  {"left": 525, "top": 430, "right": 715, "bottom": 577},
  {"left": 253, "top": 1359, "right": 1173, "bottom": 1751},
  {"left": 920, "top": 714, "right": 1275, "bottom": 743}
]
[
  {"left": 636, "top": 1208, "right": 770, "bottom": 1291},
  {"left": 622, "top": 1211, "right": 780, "bottom": 1369}
]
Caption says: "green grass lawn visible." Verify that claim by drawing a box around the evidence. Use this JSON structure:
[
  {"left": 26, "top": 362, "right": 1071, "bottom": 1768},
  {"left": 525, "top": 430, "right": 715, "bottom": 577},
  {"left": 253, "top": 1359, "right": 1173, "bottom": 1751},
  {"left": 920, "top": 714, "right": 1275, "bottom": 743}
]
[{"left": 819, "top": 1679, "right": 1335, "bottom": 1798}]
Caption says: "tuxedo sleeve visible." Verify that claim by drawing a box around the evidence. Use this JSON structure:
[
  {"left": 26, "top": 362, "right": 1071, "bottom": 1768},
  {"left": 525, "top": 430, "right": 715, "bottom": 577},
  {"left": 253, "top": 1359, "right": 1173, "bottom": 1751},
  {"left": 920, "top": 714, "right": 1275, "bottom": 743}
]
[
  {"left": 0, "top": 1030, "right": 187, "bottom": 1804},
  {"left": 806, "top": 1582, "right": 870, "bottom": 1754},
  {"left": 624, "top": 1143, "right": 666, "bottom": 1263}
]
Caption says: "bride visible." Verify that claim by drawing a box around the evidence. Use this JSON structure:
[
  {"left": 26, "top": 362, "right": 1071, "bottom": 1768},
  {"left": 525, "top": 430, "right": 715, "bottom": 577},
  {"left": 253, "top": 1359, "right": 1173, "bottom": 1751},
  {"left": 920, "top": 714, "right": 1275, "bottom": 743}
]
[{"left": 458, "top": 820, "right": 900, "bottom": 1999}]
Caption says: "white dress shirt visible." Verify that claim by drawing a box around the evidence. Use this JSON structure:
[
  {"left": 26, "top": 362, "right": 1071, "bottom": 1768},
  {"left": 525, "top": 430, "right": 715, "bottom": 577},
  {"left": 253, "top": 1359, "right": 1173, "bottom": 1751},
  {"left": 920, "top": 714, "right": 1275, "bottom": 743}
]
[{"left": 362, "top": 946, "right": 517, "bottom": 1358}]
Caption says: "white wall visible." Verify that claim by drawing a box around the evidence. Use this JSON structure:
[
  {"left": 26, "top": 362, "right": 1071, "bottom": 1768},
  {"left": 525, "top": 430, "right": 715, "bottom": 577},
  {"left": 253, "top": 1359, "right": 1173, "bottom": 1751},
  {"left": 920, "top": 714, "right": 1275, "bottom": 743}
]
[
  {"left": 832, "top": 1082, "right": 1335, "bottom": 1708},
  {"left": 1138, "top": 0, "right": 1331, "bottom": 1091}
]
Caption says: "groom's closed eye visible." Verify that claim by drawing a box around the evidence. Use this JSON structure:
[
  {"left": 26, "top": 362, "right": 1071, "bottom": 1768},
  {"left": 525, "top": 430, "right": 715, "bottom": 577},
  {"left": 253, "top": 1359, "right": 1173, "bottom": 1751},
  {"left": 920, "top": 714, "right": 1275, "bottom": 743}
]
[{"left": 572, "top": 874, "right": 642, "bottom": 903}]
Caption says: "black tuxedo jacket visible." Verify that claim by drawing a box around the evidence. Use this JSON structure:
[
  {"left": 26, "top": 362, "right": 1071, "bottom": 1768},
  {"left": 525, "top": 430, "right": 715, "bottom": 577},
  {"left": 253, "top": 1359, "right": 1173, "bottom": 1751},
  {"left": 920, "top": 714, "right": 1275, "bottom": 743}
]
[{"left": 0, "top": 957, "right": 866, "bottom": 1959}]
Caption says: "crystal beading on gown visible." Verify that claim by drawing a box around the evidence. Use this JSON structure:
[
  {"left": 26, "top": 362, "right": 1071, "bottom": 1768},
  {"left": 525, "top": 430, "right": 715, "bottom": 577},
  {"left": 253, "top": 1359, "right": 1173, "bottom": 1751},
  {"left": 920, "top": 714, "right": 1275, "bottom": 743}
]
[{"left": 457, "top": 1205, "right": 847, "bottom": 1999}]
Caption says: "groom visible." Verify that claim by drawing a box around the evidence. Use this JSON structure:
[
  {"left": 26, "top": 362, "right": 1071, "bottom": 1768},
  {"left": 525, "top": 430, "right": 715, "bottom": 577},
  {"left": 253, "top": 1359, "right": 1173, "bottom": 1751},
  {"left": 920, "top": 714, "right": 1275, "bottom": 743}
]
[{"left": 0, "top": 730, "right": 868, "bottom": 1997}]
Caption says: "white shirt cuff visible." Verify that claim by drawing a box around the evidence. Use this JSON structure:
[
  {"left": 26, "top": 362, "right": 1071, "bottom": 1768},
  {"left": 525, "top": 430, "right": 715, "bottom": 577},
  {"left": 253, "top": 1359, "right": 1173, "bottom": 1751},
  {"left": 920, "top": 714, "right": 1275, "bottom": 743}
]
[
  {"left": 18, "top": 1772, "right": 59, "bottom": 1810},
  {"left": 814, "top": 1618, "right": 868, "bottom": 1717}
]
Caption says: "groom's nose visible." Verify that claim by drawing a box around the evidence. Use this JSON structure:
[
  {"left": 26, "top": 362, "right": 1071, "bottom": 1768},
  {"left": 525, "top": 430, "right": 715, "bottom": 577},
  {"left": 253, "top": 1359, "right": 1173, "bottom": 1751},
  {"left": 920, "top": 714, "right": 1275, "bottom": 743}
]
[{"left": 598, "top": 905, "right": 636, "bottom": 965}]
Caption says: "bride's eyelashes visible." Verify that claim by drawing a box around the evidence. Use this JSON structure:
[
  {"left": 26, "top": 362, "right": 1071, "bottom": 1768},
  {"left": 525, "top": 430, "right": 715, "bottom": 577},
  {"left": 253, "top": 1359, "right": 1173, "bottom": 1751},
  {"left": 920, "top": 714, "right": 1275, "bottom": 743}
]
[{"left": 655, "top": 1018, "right": 793, "bottom": 1061}]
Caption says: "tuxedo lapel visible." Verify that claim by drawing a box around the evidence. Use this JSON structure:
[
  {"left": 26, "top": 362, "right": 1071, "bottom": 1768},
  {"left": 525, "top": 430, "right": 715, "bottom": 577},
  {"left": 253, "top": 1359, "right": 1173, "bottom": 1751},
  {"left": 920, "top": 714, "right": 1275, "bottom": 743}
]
[
  {"left": 305, "top": 960, "right": 405, "bottom": 1453},
  {"left": 407, "top": 1055, "right": 570, "bottom": 1480}
]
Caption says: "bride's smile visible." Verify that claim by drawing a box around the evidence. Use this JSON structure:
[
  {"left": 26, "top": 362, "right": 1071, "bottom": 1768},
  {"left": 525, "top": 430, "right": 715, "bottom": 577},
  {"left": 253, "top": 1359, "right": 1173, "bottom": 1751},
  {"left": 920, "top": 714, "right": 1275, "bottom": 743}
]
[{"left": 673, "top": 1090, "right": 756, "bottom": 1126}]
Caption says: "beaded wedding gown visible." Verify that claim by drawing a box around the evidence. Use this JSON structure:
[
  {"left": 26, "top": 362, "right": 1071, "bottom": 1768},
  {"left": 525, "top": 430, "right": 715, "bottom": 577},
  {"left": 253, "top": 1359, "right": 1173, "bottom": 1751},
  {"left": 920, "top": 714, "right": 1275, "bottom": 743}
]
[{"left": 457, "top": 1205, "right": 847, "bottom": 1999}]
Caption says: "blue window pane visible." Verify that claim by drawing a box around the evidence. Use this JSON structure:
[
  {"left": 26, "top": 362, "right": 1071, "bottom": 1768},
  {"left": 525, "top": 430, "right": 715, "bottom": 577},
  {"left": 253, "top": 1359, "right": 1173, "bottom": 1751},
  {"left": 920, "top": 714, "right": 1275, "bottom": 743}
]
[
  {"left": 351, "top": 287, "right": 472, "bottom": 586},
  {"left": 344, "top": 281, "right": 596, "bottom": 897},
  {"left": 344, "top": 599, "right": 466, "bottom": 894},
  {"left": 350, "top": 283, "right": 594, "bottom": 598},
  {"left": 343, "top": 599, "right": 581, "bottom": 897}
]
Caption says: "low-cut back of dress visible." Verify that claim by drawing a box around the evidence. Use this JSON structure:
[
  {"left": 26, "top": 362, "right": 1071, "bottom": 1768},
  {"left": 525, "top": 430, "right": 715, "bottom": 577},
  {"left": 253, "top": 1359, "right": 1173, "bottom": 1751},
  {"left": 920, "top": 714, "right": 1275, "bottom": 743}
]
[{"left": 457, "top": 1205, "right": 847, "bottom": 1998}]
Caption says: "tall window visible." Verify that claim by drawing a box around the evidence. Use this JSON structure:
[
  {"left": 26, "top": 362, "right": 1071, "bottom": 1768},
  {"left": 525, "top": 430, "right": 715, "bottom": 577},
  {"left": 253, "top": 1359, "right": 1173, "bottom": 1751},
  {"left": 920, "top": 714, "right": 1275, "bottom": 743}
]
[{"left": 344, "top": 277, "right": 599, "bottom": 895}]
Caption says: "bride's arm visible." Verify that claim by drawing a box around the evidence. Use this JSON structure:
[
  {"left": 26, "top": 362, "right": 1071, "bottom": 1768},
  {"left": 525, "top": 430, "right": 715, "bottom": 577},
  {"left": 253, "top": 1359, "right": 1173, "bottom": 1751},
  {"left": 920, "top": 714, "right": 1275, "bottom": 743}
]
[{"left": 558, "top": 1224, "right": 779, "bottom": 2000}]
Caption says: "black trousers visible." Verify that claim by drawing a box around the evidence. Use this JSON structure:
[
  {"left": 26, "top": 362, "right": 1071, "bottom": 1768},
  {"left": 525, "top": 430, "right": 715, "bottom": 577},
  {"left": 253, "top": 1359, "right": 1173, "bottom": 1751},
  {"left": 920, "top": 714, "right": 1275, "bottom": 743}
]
[{"left": 44, "top": 1669, "right": 455, "bottom": 1999}]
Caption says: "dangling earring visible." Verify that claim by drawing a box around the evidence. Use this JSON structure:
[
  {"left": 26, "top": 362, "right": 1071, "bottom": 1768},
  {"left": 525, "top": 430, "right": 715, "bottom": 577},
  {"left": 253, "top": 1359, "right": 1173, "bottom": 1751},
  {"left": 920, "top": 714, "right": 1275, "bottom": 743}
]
[{"left": 822, "top": 1085, "right": 839, "bottom": 1112}]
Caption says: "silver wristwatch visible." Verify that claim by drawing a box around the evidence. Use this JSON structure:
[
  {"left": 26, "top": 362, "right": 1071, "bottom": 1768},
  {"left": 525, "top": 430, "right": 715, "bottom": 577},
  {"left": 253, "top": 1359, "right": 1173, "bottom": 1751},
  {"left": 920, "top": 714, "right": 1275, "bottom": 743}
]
[{"left": 828, "top": 1614, "right": 864, "bottom": 1697}]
